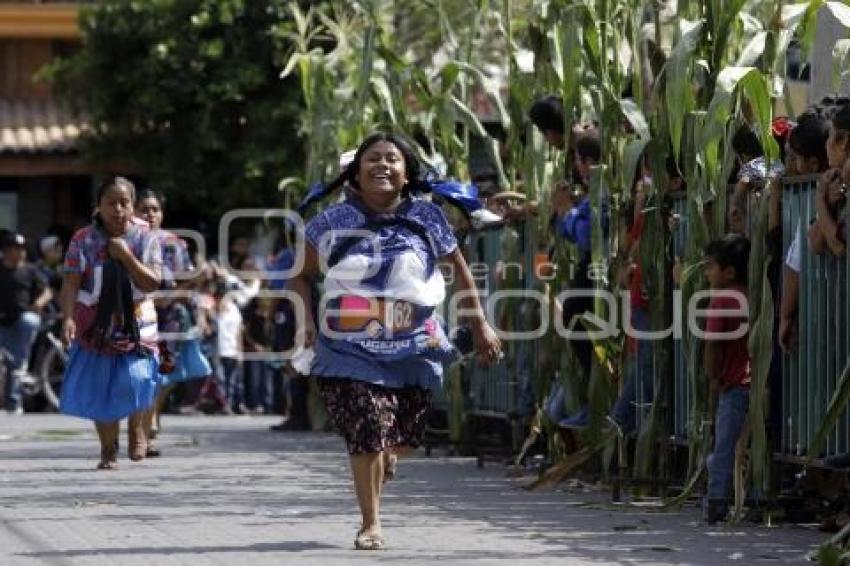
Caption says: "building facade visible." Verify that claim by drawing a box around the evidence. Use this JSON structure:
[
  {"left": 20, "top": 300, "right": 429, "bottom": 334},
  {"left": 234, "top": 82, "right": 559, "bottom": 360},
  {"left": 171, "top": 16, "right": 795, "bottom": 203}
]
[{"left": 0, "top": 1, "right": 93, "bottom": 247}]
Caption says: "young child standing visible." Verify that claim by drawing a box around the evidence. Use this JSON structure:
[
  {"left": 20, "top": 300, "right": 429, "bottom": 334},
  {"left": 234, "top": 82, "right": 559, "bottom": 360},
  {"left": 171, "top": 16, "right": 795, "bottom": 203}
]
[
  {"left": 702, "top": 234, "right": 751, "bottom": 523},
  {"left": 59, "top": 176, "right": 162, "bottom": 469}
]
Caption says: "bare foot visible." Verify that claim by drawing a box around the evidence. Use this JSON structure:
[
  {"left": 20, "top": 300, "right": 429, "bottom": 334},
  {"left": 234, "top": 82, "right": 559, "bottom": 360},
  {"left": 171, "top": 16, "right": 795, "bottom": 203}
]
[{"left": 354, "top": 524, "right": 384, "bottom": 550}]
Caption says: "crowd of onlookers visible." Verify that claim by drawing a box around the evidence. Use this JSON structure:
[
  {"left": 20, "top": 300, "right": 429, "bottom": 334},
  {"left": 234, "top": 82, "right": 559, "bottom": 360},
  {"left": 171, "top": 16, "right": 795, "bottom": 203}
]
[
  {"left": 0, "top": 228, "right": 312, "bottom": 432},
  {"left": 522, "top": 93, "right": 848, "bottom": 525},
  {"left": 1, "top": 92, "right": 847, "bottom": 524}
]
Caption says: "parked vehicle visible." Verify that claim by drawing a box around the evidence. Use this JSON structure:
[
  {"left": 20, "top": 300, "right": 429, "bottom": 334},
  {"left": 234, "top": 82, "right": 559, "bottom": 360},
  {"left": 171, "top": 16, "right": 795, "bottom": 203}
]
[{"left": 0, "top": 312, "right": 67, "bottom": 412}]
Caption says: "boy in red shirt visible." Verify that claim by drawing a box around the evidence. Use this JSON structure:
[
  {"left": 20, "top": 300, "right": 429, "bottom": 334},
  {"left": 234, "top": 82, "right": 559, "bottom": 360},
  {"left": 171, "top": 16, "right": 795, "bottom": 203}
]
[{"left": 702, "top": 234, "right": 751, "bottom": 523}]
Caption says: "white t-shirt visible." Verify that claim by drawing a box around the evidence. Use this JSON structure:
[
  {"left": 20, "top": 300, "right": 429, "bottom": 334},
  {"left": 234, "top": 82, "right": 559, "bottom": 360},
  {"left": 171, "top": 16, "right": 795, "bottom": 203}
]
[
  {"left": 217, "top": 299, "right": 242, "bottom": 359},
  {"left": 785, "top": 221, "right": 802, "bottom": 273}
]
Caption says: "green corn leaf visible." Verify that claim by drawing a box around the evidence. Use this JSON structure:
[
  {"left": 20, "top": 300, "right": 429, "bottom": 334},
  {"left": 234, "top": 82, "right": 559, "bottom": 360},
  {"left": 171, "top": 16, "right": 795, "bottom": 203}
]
[
  {"left": 439, "top": 62, "right": 461, "bottom": 94},
  {"left": 450, "top": 94, "right": 509, "bottom": 187},
  {"left": 665, "top": 19, "right": 703, "bottom": 160},
  {"left": 746, "top": 194, "right": 775, "bottom": 492},
  {"left": 782, "top": 1, "right": 812, "bottom": 29},
  {"left": 280, "top": 52, "right": 301, "bottom": 80},
  {"left": 807, "top": 361, "right": 850, "bottom": 462},
  {"left": 702, "top": 66, "right": 778, "bottom": 167},
  {"left": 549, "top": 23, "right": 565, "bottom": 83},
  {"left": 735, "top": 31, "right": 768, "bottom": 66},
  {"left": 826, "top": 1, "right": 850, "bottom": 27},
  {"left": 582, "top": 6, "right": 604, "bottom": 80},
  {"left": 376, "top": 44, "right": 410, "bottom": 72},
  {"left": 619, "top": 98, "right": 650, "bottom": 139},
  {"left": 784, "top": 1, "right": 833, "bottom": 54},
  {"left": 739, "top": 11, "right": 765, "bottom": 34},
  {"left": 451, "top": 60, "right": 511, "bottom": 130},
  {"left": 622, "top": 138, "right": 650, "bottom": 194},
  {"left": 370, "top": 76, "right": 397, "bottom": 125}
]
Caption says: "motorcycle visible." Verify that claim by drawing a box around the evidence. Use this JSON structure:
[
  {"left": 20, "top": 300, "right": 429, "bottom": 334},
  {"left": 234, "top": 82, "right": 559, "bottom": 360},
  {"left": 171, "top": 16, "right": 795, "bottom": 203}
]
[{"left": 0, "top": 310, "right": 68, "bottom": 412}]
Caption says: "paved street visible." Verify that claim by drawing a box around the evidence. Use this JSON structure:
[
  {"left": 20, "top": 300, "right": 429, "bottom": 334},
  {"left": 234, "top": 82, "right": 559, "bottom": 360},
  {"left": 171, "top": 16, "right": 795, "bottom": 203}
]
[{"left": 0, "top": 414, "right": 824, "bottom": 565}]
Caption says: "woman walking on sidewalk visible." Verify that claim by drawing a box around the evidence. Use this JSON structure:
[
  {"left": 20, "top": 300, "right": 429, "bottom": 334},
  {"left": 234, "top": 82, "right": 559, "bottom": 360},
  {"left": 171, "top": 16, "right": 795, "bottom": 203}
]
[
  {"left": 290, "top": 132, "right": 501, "bottom": 550},
  {"left": 135, "top": 189, "right": 211, "bottom": 456},
  {"left": 58, "top": 176, "right": 163, "bottom": 469}
]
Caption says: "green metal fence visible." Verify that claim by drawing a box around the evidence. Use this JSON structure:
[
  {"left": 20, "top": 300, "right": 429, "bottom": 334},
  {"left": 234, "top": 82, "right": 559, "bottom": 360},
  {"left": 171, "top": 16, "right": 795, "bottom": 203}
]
[
  {"left": 461, "top": 224, "right": 535, "bottom": 418},
  {"left": 782, "top": 177, "right": 850, "bottom": 458},
  {"left": 431, "top": 223, "right": 531, "bottom": 419},
  {"left": 431, "top": 176, "right": 850, "bottom": 466},
  {"left": 670, "top": 177, "right": 850, "bottom": 461}
]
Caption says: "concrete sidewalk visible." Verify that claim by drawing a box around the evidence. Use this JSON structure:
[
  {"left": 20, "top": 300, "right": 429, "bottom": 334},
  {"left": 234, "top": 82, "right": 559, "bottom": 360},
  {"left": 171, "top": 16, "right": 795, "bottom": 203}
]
[{"left": 0, "top": 414, "right": 823, "bottom": 565}]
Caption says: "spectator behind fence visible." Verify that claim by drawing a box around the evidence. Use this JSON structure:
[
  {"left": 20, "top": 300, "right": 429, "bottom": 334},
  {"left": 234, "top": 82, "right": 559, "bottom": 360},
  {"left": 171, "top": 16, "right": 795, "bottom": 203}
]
[
  {"left": 729, "top": 124, "right": 786, "bottom": 235},
  {"left": 551, "top": 128, "right": 610, "bottom": 428},
  {"left": 702, "top": 234, "right": 751, "bottom": 524},
  {"left": 809, "top": 103, "right": 850, "bottom": 258},
  {"left": 610, "top": 168, "right": 653, "bottom": 436},
  {"left": 778, "top": 110, "right": 831, "bottom": 352},
  {"left": 529, "top": 95, "right": 566, "bottom": 150},
  {"left": 0, "top": 232, "right": 52, "bottom": 414}
]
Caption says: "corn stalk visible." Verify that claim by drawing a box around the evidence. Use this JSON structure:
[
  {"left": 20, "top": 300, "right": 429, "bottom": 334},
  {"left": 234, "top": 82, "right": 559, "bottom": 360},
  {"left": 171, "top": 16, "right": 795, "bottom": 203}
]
[{"left": 280, "top": 0, "right": 843, "bottom": 509}]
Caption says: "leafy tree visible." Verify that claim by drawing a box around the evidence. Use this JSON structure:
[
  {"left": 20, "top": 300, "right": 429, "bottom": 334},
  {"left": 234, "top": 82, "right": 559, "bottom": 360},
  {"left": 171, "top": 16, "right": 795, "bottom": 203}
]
[{"left": 46, "top": 0, "right": 303, "bottom": 225}]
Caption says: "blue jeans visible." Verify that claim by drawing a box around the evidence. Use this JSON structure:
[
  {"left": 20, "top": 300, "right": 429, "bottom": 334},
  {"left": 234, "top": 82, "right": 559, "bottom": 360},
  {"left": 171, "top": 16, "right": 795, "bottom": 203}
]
[
  {"left": 0, "top": 311, "right": 41, "bottom": 410},
  {"left": 611, "top": 308, "right": 653, "bottom": 434},
  {"left": 219, "top": 357, "right": 242, "bottom": 410},
  {"left": 707, "top": 385, "right": 750, "bottom": 501},
  {"left": 245, "top": 360, "right": 273, "bottom": 412}
]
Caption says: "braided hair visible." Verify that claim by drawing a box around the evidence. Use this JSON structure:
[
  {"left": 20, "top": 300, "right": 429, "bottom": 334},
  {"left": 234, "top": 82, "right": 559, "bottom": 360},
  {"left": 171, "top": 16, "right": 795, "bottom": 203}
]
[{"left": 86, "top": 176, "right": 145, "bottom": 354}]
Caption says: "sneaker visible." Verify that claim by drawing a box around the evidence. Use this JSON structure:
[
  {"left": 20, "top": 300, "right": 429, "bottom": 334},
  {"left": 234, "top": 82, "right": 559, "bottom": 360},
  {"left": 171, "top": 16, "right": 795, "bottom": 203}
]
[
  {"left": 7, "top": 406, "right": 24, "bottom": 416},
  {"left": 559, "top": 407, "right": 589, "bottom": 429}
]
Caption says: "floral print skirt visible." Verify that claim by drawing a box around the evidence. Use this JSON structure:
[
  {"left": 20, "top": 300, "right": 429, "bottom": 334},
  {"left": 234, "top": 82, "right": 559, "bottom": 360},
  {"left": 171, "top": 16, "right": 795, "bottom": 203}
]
[{"left": 317, "top": 378, "right": 432, "bottom": 455}]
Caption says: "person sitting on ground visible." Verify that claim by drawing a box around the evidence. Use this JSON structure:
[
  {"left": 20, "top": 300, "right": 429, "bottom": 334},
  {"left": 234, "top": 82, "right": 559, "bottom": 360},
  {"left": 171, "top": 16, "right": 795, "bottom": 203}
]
[{"left": 702, "top": 234, "right": 751, "bottom": 524}]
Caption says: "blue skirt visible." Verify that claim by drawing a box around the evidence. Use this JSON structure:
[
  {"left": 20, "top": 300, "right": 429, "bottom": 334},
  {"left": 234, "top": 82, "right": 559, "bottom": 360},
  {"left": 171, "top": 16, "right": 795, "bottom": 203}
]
[
  {"left": 60, "top": 344, "right": 159, "bottom": 422},
  {"left": 159, "top": 339, "right": 212, "bottom": 387}
]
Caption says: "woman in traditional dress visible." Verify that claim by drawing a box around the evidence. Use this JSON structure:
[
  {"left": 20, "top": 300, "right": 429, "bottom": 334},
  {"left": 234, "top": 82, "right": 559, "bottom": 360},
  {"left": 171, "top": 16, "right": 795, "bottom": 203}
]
[
  {"left": 135, "top": 189, "right": 212, "bottom": 456},
  {"left": 289, "top": 132, "right": 501, "bottom": 550},
  {"left": 59, "top": 176, "right": 162, "bottom": 468}
]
